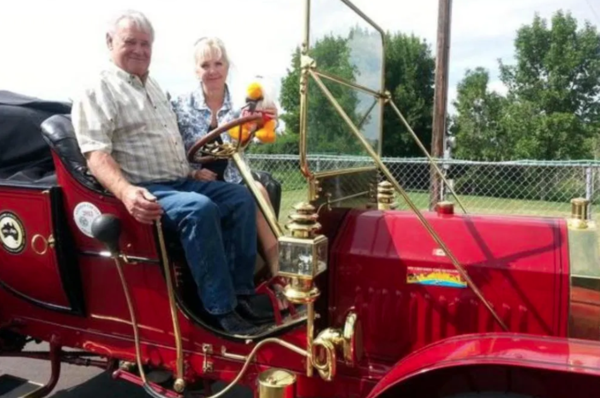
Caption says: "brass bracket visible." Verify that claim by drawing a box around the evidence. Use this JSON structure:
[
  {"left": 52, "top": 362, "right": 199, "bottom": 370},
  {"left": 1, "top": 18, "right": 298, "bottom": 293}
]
[
  {"left": 309, "top": 178, "right": 322, "bottom": 201},
  {"left": 31, "top": 234, "right": 55, "bottom": 256},
  {"left": 300, "top": 55, "right": 317, "bottom": 69},
  {"left": 202, "top": 344, "right": 214, "bottom": 373},
  {"left": 382, "top": 90, "right": 392, "bottom": 102}
]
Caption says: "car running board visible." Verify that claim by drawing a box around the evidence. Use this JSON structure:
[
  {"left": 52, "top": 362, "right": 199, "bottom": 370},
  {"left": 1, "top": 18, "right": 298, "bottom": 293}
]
[{"left": 0, "top": 374, "right": 43, "bottom": 398}]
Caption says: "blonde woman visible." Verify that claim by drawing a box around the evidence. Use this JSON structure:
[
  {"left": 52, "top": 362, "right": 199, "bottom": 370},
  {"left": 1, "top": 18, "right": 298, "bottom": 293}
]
[{"left": 171, "top": 37, "right": 283, "bottom": 304}]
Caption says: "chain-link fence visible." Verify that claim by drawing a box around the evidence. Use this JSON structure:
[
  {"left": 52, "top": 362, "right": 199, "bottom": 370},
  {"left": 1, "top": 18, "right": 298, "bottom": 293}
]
[{"left": 247, "top": 154, "right": 600, "bottom": 223}]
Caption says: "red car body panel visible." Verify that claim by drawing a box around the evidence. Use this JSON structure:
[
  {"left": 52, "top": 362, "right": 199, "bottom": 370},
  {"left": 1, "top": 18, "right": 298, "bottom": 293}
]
[
  {"left": 328, "top": 209, "right": 571, "bottom": 365},
  {"left": 0, "top": 147, "right": 596, "bottom": 398},
  {"left": 366, "top": 333, "right": 600, "bottom": 398}
]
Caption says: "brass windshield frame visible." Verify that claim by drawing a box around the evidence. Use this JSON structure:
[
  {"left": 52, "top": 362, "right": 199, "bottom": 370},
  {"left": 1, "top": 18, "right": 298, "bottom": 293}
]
[
  {"left": 297, "top": 0, "right": 506, "bottom": 331},
  {"left": 299, "top": 0, "right": 466, "bottom": 212},
  {"left": 299, "top": 0, "right": 385, "bottom": 180}
]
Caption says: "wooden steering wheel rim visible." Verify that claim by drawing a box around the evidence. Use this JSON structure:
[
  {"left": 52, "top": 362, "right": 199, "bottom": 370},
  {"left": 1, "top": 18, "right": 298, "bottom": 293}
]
[{"left": 186, "top": 114, "right": 263, "bottom": 162}]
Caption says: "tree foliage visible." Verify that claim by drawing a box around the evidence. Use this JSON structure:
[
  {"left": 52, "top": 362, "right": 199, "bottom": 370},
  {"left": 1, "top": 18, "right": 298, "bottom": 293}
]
[
  {"left": 451, "top": 68, "right": 508, "bottom": 160},
  {"left": 250, "top": 34, "right": 361, "bottom": 155},
  {"left": 382, "top": 32, "right": 435, "bottom": 157},
  {"left": 254, "top": 28, "right": 435, "bottom": 158},
  {"left": 453, "top": 11, "right": 600, "bottom": 161}
]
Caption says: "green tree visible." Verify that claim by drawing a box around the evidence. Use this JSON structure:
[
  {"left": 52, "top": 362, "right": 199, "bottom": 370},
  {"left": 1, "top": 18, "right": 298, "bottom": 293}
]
[
  {"left": 257, "top": 29, "right": 436, "bottom": 158},
  {"left": 382, "top": 32, "right": 435, "bottom": 157},
  {"left": 251, "top": 34, "right": 360, "bottom": 155},
  {"left": 498, "top": 10, "right": 600, "bottom": 160},
  {"left": 451, "top": 67, "right": 509, "bottom": 160}
]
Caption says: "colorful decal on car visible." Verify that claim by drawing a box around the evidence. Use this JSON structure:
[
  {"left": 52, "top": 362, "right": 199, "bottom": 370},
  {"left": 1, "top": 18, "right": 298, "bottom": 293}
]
[
  {"left": 407, "top": 266, "right": 467, "bottom": 288},
  {"left": 73, "top": 202, "right": 101, "bottom": 238},
  {"left": 0, "top": 211, "right": 26, "bottom": 254}
]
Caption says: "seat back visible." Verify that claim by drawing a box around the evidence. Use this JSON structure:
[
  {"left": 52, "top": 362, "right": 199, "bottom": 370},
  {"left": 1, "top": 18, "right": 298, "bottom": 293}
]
[
  {"left": 40, "top": 115, "right": 282, "bottom": 212},
  {"left": 40, "top": 114, "right": 105, "bottom": 193},
  {"left": 252, "top": 170, "right": 282, "bottom": 218}
]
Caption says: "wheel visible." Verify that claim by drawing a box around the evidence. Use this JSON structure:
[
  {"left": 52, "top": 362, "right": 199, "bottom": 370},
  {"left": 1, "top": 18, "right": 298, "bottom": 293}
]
[{"left": 186, "top": 113, "right": 264, "bottom": 162}]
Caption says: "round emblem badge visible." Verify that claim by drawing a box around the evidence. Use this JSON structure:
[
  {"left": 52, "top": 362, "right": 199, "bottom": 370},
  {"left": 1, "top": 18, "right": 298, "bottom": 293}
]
[
  {"left": 0, "top": 212, "right": 26, "bottom": 254},
  {"left": 73, "top": 202, "right": 102, "bottom": 238}
]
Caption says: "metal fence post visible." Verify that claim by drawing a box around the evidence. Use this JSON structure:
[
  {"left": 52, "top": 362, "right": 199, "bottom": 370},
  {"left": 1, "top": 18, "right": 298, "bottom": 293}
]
[{"left": 586, "top": 165, "right": 594, "bottom": 219}]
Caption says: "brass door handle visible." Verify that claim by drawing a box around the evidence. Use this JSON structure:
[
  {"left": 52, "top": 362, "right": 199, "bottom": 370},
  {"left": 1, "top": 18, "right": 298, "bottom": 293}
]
[{"left": 31, "top": 234, "right": 55, "bottom": 255}]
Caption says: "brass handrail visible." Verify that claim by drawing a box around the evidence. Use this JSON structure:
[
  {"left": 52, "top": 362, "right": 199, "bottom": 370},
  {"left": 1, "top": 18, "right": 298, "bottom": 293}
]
[
  {"left": 310, "top": 69, "right": 508, "bottom": 332},
  {"left": 155, "top": 220, "right": 186, "bottom": 392},
  {"left": 111, "top": 254, "right": 176, "bottom": 398}
]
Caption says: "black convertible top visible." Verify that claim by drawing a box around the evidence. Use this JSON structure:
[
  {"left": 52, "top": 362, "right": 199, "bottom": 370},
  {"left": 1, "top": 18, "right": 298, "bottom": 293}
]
[{"left": 0, "top": 90, "right": 71, "bottom": 183}]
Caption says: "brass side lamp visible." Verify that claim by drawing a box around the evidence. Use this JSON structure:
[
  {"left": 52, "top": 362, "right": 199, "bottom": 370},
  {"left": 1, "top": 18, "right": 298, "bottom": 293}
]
[
  {"left": 277, "top": 202, "right": 328, "bottom": 377},
  {"left": 278, "top": 202, "right": 328, "bottom": 302}
]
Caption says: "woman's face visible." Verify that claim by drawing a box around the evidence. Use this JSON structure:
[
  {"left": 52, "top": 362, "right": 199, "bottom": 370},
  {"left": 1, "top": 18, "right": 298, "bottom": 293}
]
[{"left": 196, "top": 50, "right": 228, "bottom": 93}]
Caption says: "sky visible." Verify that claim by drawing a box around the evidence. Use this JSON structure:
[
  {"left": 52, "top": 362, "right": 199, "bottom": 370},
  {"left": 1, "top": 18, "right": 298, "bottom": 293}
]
[{"left": 0, "top": 0, "right": 597, "bottom": 115}]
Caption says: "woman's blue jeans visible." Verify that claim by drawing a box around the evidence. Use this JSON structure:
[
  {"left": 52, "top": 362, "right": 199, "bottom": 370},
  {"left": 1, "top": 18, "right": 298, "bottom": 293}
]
[{"left": 142, "top": 178, "right": 257, "bottom": 315}]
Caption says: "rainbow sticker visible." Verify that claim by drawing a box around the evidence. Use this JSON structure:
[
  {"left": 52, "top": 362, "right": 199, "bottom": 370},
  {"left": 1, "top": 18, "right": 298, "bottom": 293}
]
[{"left": 407, "top": 266, "right": 467, "bottom": 288}]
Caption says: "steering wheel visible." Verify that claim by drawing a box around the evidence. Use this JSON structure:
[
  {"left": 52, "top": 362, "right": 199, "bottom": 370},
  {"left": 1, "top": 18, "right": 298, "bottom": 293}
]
[{"left": 186, "top": 114, "right": 264, "bottom": 163}]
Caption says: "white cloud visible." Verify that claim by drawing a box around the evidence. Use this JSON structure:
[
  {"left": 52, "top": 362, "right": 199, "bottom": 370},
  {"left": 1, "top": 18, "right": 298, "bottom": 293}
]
[{"left": 0, "top": 0, "right": 594, "bottom": 115}]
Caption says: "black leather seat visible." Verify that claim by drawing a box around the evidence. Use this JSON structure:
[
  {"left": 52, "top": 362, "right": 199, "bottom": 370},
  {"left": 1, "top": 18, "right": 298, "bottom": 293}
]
[{"left": 39, "top": 114, "right": 282, "bottom": 217}]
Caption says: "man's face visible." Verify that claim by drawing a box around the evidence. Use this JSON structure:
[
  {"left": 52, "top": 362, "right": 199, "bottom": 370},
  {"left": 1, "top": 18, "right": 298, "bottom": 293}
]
[{"left": 107, "top": 20, "right": 152, "bottom": 78}]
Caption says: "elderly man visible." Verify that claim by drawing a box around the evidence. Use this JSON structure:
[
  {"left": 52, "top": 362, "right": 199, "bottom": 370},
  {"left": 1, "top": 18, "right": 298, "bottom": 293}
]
[{"left": 71, "top": 10, "right": 271, "bottom": 335}]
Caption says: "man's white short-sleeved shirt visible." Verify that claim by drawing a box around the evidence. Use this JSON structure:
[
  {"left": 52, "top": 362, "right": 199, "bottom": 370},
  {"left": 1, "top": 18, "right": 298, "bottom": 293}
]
[{"left": 72, "top": 63, "right": 190, "bottom": 184}]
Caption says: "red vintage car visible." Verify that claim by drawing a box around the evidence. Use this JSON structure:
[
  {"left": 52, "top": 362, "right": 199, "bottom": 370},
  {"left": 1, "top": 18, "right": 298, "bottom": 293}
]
[{"left": 2, "top": 1, "right": 600, "bottom": 397}]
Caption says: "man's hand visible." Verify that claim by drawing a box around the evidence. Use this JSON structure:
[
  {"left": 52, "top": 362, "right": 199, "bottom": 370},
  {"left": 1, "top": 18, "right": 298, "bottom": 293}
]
[
  {"left": 84, "top": 151, "right": 163, "bottom": 225},
  {"left": 120, "top": 186, "right": 163, "bottom": 225},
  {"left": 191, "top": 169, "right": 217, "bottom": 181}
]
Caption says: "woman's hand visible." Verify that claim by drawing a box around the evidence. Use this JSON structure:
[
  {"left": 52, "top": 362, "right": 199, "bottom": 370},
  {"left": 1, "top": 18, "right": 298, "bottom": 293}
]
[{"left": 191, "top": 169, "right": 217, "bottom": 181}]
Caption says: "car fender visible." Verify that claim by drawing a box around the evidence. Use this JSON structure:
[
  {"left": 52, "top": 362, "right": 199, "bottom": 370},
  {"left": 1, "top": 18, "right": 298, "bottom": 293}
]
[{"left": 366, "top": 332, "right": 600, "bottom": 398}]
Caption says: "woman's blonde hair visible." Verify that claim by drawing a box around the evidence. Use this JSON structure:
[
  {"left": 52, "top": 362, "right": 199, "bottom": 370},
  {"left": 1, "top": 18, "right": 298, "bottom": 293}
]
[{"left": 193, "top": 37, "right": 229, "bottom": 67}]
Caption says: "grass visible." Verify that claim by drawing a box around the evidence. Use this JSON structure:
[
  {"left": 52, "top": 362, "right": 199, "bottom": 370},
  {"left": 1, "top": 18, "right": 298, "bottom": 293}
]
[{"left": 275, "top": 188, "right": 597, "bottom": 224}]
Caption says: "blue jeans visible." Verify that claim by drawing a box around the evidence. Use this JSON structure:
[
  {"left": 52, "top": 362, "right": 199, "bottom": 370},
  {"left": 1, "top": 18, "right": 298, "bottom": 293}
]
[{"left": 142, "top": 178, "right": 257, "bottom": 315}]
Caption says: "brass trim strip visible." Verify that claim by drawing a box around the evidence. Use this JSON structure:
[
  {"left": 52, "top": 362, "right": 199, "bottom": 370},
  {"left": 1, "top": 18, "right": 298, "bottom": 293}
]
[
  {"left": 313, "top": 70, "right": 383, "bottom": 98},
  {"left": 313, "top": 165, "right": 376, "bottom": 179},
  {"left": 388, "top": 99, "right": 467, "bottom": 214},
  {"left": 90, "top": 314, "right": 166, "bottom": 334},
  {"left": 310, "top": 70, "right": 508, "bottom": 331},
  {"left": 80, "top": 250, "right": 160, "bottom": 264},
  {"left": 327, "top": 191, "right": 369, "bottom": 205},
  {"left": 232, "top": 153, "right": 284, "bottom": 238}
]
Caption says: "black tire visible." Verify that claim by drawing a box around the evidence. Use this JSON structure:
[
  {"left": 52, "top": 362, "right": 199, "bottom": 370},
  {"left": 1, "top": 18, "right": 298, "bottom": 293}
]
[{"left": 444, "top": 393, "right": 533, "bottom": 398}]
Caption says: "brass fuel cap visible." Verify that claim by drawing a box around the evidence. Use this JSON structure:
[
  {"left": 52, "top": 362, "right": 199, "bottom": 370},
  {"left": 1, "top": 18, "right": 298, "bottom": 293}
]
[{"left": 258, "top": 369, "right": 296, "bottom": 398}]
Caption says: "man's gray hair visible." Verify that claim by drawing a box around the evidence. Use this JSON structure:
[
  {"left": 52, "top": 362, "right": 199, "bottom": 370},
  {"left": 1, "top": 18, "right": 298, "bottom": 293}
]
[{"left": 107, "top": 10, "right": 155, "bottom": 42}]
